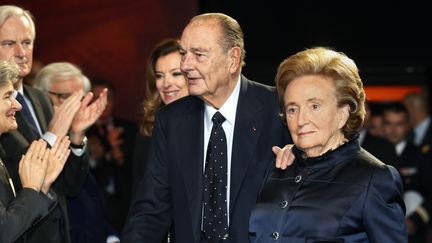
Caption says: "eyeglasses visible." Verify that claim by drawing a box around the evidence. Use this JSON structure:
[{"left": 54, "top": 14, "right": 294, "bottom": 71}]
[{"left": 48, "top": 91, "right": 72, "bottom": 100}]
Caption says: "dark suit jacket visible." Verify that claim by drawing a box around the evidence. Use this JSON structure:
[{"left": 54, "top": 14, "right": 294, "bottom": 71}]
[
  {"left": 395, "top": 141, "right": 432, "bottom": 242},
  {"left": 130, "top": 134, "right": 151, "bottom": 198},
  {"left": 122, "top": 76, "right": 291, "bottom": 242},
  {"left": 0, "top": 145, "right": 57, "bottom": 243},
  {"left": 361, "top": 132, "right": 398, "bottom": 166},
  {"left": 0, "top": 85, "right": 89, "bottom": 243}
]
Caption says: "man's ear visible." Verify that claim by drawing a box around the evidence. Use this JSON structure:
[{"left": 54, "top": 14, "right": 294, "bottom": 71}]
[{"left": 228, "top": 47, "right": 241, "bottom": 74}]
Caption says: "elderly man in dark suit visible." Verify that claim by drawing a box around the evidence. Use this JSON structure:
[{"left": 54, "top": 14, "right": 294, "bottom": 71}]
[
  {"left": 122, "top": 13, "right": 291, "bottom": 243},
  {"left": 0, "top": 5, "right": 107, "bottom": 243}
]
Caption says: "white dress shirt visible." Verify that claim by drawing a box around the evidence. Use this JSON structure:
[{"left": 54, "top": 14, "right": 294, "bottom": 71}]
[{"left": 203, "top": 76, "right": 241, "bottom": 225}]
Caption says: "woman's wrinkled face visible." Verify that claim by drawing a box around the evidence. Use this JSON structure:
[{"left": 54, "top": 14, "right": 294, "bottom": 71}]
[
  {"left": 284, "top": 75, "right": 348, "bottom": 157},
  {"left": 0, "top": 82, "right": 22, "bottom": 134}
]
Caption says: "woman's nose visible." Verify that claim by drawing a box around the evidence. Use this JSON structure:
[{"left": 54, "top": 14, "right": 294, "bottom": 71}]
[{"left": 12, "top": 97, "right": 22, "bottom": 111}]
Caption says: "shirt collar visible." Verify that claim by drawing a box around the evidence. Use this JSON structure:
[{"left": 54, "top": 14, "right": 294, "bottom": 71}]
[
  {"left": 395, "top": 140, "right": 407, "bottom": 156},
  {"left": 16, "top": 83, "right": 24, "bottom": 96},
  {"left": 205, "top": 76, "right": 241, "bottom": 127}
]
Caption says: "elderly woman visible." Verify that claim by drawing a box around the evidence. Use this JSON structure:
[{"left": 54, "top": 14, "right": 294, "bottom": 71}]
[
  {"left": 249, "top": 47, "right": 407, "bottom": 242},
  {"left": 0, "top": 61, "right": 70, "bottom": 243}
]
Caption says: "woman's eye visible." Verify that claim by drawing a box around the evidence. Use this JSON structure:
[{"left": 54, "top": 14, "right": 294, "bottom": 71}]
[{"left": 287, "top": 107, "right": 297, "bottom": 114}]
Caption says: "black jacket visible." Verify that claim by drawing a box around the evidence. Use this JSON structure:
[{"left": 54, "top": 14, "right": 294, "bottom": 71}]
[{"left": 250, "top": 136, "right": 407, "bottom": 243}]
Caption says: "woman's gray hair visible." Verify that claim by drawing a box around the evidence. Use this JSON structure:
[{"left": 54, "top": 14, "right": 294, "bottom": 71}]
[{"left": 0, "top": 61, "right": 19, "bottom": 88}]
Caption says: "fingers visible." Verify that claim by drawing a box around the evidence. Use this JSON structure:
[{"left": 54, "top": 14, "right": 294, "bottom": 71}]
[
  {"left": 80, "top": 92, "right": 94, "bottom": 109},
  {"left": 19, "top": 140, "right": 49, "bottom": 192},
  {"left": 18, "top": 154, "right": 26, "bottom": 174},
  {"left": 60, "top": 91, "right": 83, "bottom": 114},
  {"left": 59, "top": 149, "right": 71, "bottom": 166},
  {"left": 26, "top": 139, "right": 47, "bottom": 163},
  {"left": 274, "top": 144, "right": 295, "bottom": 170},
  {"left": 273, "top": 146, "right": 282, "bottom": 168},
  {"left": 51, "top": 136, "right": 71, "bottom": 163},
  {"left": 94, "top": 88, "right": 108, "bottom": 115},
  {"left": 51, "top": 136, "right": 70, "bottom": 153},
  {"left": 34, "top": 140, "right": 47, "bottom": 162},
  {"left": 44, "top": 137, "right": 71, "bottom": 191},
  {"left": 48, "top": 92, "right": 83, "bottom": 137},
  {"left": 41, "top": 147, "right": 50, "bottom": 168}
]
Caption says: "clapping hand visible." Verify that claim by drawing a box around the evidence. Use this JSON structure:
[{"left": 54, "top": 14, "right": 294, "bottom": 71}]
[
  {"left": 41, "top": 136, "right": 71, "bottom": 194},
  {"left": 19, "top": 139, "right": 50, "bottom": 192}
]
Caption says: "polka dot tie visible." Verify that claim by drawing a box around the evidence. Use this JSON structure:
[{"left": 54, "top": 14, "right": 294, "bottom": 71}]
[{"left": 203, "top": 111, "right": 228, "bottom": 242}]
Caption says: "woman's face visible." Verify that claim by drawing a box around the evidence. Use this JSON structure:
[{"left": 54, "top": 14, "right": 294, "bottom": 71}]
[
  {"left": 0, "top": 82, "right": 22, "bottom": 134},
  {"left": 284, "top": 75, "right": 348, "bottom": 157},
  {"left": 155, "top": 52, "right": 189, "bottom": 105}
]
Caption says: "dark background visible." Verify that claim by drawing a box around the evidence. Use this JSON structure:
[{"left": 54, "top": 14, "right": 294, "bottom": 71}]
[
  {"left": 200, "top": 0, "right": 432, "bottom": 87},
  {"left": 3, "top": 0, "right": 431, "bottom": 122}
]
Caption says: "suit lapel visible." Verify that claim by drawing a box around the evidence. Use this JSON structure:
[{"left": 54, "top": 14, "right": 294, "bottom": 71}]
[
  {"left": 230, "top": 77, "right": 265, "bottom": 211},
  {"left": 178, "top": 100, "right": 205, "bottom": 240},
  {"left": 15, "top": 111, "right": 39, "bottom": 142},
  {"left": 24, "top": 86, "right": 49, "bottom": 133}
]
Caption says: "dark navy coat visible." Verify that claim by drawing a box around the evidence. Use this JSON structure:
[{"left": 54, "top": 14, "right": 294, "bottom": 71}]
[{"left": 249, "top": 137, "right": 407, "bottom": 243}]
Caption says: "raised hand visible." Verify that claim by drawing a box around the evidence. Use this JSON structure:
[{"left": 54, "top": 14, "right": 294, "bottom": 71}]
[
  {"left": 41, "top": 136, "right": 71, "bottom": 194},
  {"left": 70, "top": 89, "right": 108, "bottom": 144},
  {"left": 19, "top": 139, "right": 49, "bottom": 192},
  {"left": 48, "top": 91, "right": 84, "bottom": 137}
]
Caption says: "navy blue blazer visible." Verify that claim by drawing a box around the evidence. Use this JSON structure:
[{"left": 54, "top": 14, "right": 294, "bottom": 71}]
[
  {"left": 249, "top": 136, "right": 407, "bottom": 243},
  {"left": 122, "top": 76, "right": 291, "bottom": 242},
  {"left": 0, "top": 146, "right": 57, "bottom": 243}
]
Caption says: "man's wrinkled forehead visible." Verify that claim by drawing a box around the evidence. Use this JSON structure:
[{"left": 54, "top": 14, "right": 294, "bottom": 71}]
[{"left": 180, "top": 20, "right": 222, "bottom": 50}]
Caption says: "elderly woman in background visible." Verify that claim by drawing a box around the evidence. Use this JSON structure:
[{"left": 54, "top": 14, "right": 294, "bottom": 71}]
[
  {"left": 0, "top": 61, "right": 70, "bottom": 242},
  {"left": 249, "top": 47, "right": 407, "bottom": 242}
]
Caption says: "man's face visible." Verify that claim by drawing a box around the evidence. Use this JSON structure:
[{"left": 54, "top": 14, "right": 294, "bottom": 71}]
[
  {"left": 48, "top": 77, "right": 84, "bottom": 106},
  {"left": 0, "top": 16, "right": 33, "bottom": 80},
  {"left": 382, "top": 111, "right": 409, "bottom": 145},
  {"left": 179, "top": 19, "right": 232, "bottom": 104}
]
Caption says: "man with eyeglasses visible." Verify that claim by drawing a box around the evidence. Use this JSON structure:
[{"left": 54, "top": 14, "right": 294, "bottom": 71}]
[{"left": 33, "top": 61, "right": 121, "bottom": 243}]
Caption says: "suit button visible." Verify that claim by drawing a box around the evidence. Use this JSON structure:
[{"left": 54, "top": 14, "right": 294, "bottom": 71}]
[
  {"left": 221, "top": 233, "right": 229, "bottom": 240},
  {"left": 280, "top": 200, "right": 289, "bottom": 209},
  {"left": 271, "top": 232, "right": 279, "bottom": 240},
  {"left": 295, "top": 175, "right": 302, "bottom": 183}
]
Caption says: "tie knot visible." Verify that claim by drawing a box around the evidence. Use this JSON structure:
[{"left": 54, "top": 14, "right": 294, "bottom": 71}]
[{"left": 212, "top": 111, "right": 226, "bottom": 126}]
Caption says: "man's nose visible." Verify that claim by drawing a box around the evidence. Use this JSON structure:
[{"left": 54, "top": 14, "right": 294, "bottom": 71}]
[{"left": 14, "top": 44, "right": 26, "bottom": 57}]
